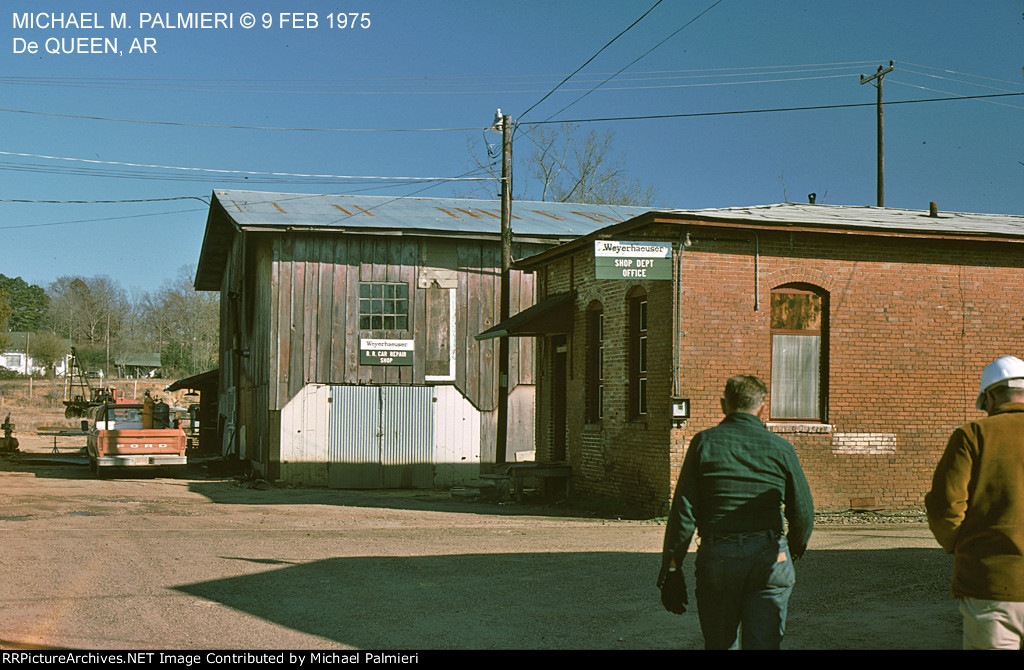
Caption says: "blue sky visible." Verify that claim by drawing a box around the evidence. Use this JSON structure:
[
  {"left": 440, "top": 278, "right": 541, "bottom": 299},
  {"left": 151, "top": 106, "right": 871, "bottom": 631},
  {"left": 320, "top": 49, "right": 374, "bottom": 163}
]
[{"left": 2, "top": 0, "right": 1023, "bottom": 294}]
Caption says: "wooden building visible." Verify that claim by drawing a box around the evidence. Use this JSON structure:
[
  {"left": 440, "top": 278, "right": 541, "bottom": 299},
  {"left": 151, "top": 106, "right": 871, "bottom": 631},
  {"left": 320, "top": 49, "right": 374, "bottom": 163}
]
[
  {"left": 193, "top": 189, "right": 647, "bottom": 488},
  {"left": 509, "top": 202, "right": 1024, "bottom": 514}
]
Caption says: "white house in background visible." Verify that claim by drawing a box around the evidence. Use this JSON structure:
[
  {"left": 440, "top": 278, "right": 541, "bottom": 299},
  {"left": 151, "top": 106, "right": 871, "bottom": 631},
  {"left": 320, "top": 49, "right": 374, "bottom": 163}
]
[{"left": 0, "top": 332, "right": 71, "bottom": 376}]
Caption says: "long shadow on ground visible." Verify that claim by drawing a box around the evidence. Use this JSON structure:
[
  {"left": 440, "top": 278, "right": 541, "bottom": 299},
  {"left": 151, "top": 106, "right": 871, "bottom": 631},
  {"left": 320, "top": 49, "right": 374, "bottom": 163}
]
[{"left": 175, "top": 547, "right": 959, "bottom": 650}]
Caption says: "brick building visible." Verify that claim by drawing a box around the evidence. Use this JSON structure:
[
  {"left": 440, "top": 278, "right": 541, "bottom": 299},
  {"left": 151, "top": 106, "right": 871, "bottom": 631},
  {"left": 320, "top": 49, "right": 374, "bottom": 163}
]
[{"left": 508, "top": 203, "right": 1024, "bottom": 514}]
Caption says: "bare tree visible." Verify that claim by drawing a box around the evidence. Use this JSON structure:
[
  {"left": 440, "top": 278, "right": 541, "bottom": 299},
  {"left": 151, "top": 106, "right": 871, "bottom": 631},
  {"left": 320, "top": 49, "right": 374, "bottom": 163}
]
[
  {"left": 466, "top": 122, "right": 657, "bottom": 206},
  {"left": 149, "top": 266, "right": 219, "bottom": 376},
  {"left": 44, "top": 269, "right": 219, "bottom": 378},
  {"left": 117, "top": 286, "right": 155, "bottom": 356},
  {"left": 533, "top": 123, "right": 658, "bottom": 205},
  {"left": 27, "top": 331, "right": 67, "bottom": 378},
  {"left": 46, "top": 275, "right": 127, "bottom": 378},
  {"left": 46, "top": 276, "right": 125, "bottom": 346}
]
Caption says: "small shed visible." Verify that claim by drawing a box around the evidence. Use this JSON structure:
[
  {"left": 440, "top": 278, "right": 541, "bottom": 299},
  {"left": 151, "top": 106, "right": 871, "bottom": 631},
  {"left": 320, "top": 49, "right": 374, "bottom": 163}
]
[
  {"left": 509, "top": 202, "right": 1024, "bottom": 514},
  {"left": 115, "top": 353, "right": 162, "bottom": 378},
  {"left": 166, "top": 369, "right": 219, "bottom": 454},
  {"left": 194, "top": 189, "right": 647, "bottom": 488}
]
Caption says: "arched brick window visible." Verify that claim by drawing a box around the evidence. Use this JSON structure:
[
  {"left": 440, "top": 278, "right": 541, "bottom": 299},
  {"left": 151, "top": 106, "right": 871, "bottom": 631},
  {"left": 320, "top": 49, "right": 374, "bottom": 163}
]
[{"left": 770, "top": 284, "right": 828, "bottom": 421}]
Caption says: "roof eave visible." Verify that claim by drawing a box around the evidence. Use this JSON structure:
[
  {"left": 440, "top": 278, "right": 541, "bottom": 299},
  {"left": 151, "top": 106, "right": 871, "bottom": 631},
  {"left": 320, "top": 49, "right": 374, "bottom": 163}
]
[{"left": 515, "top": 210, "right": 1024, "bottom": 271}]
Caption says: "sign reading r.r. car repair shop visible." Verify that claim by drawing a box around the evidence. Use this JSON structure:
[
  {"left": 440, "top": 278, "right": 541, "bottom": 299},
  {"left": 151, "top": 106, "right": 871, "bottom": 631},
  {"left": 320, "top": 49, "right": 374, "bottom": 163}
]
[
  {"left": 359, "top": 339, "right": 414, "bottom": 366},
  {"left": 594, "top": 241, "right": 672, "bottom": 280}
]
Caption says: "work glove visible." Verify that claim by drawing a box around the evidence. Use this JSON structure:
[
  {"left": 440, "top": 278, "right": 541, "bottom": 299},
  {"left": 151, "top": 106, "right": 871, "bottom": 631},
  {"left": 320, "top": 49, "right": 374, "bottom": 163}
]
[{"left": 660, "top": 569, "right": 688, "bottom": 614}]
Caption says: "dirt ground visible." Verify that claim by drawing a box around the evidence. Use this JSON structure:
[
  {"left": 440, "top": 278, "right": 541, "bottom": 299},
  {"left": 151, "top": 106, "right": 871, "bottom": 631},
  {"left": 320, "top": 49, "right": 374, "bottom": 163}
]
[{"left": 0, "top": 398, "right": 963, "bottom": 650}]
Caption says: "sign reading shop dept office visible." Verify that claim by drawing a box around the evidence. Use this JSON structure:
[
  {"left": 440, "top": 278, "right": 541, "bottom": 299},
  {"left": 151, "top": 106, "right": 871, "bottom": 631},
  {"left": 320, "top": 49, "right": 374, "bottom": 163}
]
[
  {"left": 359, "top": 339, "right": 414, "bottom": 366},
  {"left": 594, "top": 241, "right": 672, "bottom": 280}
]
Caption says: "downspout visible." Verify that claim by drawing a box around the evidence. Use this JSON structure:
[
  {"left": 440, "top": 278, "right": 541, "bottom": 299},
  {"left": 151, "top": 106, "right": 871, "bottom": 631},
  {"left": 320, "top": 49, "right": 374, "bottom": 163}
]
[
  {"left": 753, "top": 232, "right": 760, "bottom": 311},
  {"left": 673, "top": 238, "right": 682, "bottom": 398}
]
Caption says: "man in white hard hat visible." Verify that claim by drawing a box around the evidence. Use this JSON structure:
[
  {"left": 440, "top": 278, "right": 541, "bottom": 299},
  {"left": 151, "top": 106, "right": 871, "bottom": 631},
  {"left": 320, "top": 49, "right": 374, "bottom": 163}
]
[{"left": 926, "top": 355, "right": 1024, "bottom": 649}]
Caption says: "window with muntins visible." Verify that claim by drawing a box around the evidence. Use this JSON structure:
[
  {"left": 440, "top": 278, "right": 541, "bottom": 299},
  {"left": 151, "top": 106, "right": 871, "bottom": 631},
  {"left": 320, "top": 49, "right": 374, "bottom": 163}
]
[
  {"left": 629, "top": 295, "right": 648, "bottom": 419},
  {"left": 770, "top": 286, "right": 827, "bottom": 421},
  {"left": 359, "top": 282, "right": 409, "bottom": 331}
]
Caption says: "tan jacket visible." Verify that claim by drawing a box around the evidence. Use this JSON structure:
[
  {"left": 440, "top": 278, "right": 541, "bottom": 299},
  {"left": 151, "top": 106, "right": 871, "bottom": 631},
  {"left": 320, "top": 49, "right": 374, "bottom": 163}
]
[{"left": 926, "top": 402, "right": 1024, "bottom": 600}]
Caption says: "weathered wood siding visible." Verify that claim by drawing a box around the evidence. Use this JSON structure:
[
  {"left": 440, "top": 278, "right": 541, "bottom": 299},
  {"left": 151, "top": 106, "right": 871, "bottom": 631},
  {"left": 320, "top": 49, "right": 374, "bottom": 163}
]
[
  {"left": 219, "top": 228, "right": 542, "bottom": 473},
  {"left": 217, "top": 232, "right": 274, "bottom": 463},
  {"left": 266, "top": 233, "right": 536, "bottom": 407}
]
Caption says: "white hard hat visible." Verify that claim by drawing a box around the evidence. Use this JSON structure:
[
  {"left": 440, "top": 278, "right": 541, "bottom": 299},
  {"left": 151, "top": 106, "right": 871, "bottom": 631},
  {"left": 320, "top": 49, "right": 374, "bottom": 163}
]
[{"left": 976, "top": 355, "right": 1024, "bottom": 410}]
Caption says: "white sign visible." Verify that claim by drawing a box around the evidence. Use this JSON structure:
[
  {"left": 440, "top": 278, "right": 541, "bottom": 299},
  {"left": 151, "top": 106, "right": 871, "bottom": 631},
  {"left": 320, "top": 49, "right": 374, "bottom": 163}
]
[{"left": 594, "top": 241, "right": 672, "bottom": 280}]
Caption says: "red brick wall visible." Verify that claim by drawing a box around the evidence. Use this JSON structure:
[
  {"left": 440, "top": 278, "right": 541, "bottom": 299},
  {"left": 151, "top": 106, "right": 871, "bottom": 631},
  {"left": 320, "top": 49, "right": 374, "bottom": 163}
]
[
  {"left": 533, "top": 223, "right": 1024, "bottom": 515},
  {"left": 536, "top": 246, "right": 681, "bottom": 514}
]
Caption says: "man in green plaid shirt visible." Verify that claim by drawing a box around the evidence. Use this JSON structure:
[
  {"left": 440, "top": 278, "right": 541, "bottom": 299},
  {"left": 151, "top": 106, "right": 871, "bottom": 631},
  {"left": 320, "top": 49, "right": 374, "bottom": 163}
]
[{"left": 659, "top": 375, "right": 814, "bottom": 649}]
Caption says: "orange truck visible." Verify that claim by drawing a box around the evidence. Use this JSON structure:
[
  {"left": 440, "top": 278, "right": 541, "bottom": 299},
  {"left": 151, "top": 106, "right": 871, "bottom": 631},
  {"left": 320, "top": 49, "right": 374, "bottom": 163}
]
[{"left": 84, "top": 398, "right": 187, "bottom": 477}]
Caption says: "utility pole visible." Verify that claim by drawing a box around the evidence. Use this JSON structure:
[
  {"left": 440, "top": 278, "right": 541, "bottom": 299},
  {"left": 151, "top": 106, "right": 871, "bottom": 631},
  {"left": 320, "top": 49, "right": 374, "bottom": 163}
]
[
  {"left": 860, "top": 61, "right": 894, "bottom": 207},
  {"left": 496, "top": 112, "right": 512, "bottom": 467}
]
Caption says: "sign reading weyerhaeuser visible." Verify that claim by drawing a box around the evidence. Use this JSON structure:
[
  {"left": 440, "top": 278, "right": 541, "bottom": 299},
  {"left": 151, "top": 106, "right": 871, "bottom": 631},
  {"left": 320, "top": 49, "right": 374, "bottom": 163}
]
[
  {"left": 594, "top": 241, "right": 672, "bottom": 280},
  {"left": 359, "top": 339, "right": 413, "bottom": 366}
]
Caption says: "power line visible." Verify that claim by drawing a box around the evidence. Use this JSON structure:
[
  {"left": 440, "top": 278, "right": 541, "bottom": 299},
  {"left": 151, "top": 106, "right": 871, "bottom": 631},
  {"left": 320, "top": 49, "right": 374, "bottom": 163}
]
[
  {"left": 2, "top": 89, "right": 1018, "bottom": 187},
  {"left": 2, "top": 91, "right": 1018, "bottom": 190},
  {"left": 896, "top": 67, "right": 1022, "bottom": 94},
  {"left": 897, "top": 61, "right": 1024, "bottom": 90},
  {"left": 0, "top": 207, "right": 206, "bottom": 231},
  {"left": 0, "top": 65, "right": 870, "bottom": 133},
  {"left": 0, "top": 61, "right": 946, "bottom": 133},
  {"left": 888, "top": 80, "right": 1024, "bottom": 110},
  {"left": 0, "top": 63, "right": 875, "bottom": 85},
  {"left": 0, "top": 150, "right": 493, "bottom": 183},
  {"left": 0, "top": 70, "right": 861, "bottom": 131},
  {"left": 0, "top": 61, "right": 881, "bottom": 88},
  {"left": 510, "top": 0, "right": 723, "bottom": 202},
  {"left": 0, "top": 196, "right": 207, "bottom": 204},
  {"left": 0, "top": 107, "right": 483, "bottom": 132},
  {"left": 537, "top": 0, "right": 724, "bottom": 123},
  {"left": 522, "top": 91, "right": 1024, "bottom": 125},
  {"left": 519, "top": 0, "right": 665, "bottom": 122}
]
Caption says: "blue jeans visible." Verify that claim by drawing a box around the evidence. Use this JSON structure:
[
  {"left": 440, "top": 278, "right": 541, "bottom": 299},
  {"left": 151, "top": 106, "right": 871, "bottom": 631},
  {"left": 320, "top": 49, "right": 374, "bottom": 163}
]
[{"left": 694, "top": 529, "right": 795, "bottom": 650}]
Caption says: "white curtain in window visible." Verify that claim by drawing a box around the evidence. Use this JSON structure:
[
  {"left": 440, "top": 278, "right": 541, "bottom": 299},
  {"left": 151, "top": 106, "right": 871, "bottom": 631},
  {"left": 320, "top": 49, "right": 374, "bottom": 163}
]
[{"left": 771, "top": 334, "right": 820, "bottom": 419}]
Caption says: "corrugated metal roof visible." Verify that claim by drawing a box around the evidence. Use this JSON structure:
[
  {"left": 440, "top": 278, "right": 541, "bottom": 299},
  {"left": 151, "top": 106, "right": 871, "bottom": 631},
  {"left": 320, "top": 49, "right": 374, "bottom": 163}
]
[
  {"left": 195, "top": 189, "right": 651, "bottom": 290},
  {"left": 516, "top": 202, "right": 1024, "bottom": 270},
  {"left": 658, "top": 202, "right": 1024, "bottom": 238},
  {"left": 115, "top": 353, "right": 161, "bottom": 367},
  {"left": 212, "top": 189, "right": 650, "bottom": 237}
]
